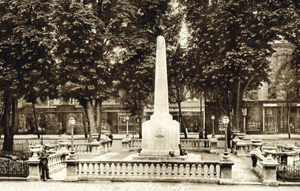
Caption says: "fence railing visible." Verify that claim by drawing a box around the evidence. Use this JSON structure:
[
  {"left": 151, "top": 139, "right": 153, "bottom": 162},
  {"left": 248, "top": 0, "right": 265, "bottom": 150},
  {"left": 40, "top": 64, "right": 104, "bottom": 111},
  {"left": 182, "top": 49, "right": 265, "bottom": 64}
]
[
  {"left": 0, "top": 159, "right": 29, "bottom": 177},
  {"left": 277, "top": 164, "right": 300, "bottom": 181},
  {"left": 76, "top": 160, "right": 222, "bottom": 183}
]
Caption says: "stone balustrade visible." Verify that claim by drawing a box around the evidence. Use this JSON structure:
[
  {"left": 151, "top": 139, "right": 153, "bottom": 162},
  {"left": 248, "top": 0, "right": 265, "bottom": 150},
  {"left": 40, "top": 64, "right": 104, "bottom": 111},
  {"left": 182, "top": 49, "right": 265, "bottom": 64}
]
[
  {"left": 58, "top": 140, "right": 111, "bottom": 154},
  {"left": 63, "top": 159, "right": 234, "bottom": 184},
  {"left": 250, "top": 149, "right": 279, "bottom": 186},
  {"left": 180, "top": 139, "right": 210, "bottom": 152},
  {"left": 128, "top": 139, "right": 211, "bottom": 152},
  {"left": 48, "top": 152, "right": 66, "bottom": 175}
]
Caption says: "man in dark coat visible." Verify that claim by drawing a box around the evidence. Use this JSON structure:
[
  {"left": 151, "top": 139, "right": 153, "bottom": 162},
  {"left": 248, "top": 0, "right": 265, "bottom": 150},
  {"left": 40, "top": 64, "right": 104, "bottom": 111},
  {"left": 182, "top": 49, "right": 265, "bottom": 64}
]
[{"left": 39, "top": 145, "right": 52, "bottom": 181}]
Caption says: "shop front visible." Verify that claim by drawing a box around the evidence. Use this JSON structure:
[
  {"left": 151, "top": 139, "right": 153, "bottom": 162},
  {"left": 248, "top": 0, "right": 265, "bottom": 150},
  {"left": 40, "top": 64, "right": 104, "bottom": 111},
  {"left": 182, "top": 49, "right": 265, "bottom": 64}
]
[{"left": 243, "top": 102, "right": 300, "bottom": 134}]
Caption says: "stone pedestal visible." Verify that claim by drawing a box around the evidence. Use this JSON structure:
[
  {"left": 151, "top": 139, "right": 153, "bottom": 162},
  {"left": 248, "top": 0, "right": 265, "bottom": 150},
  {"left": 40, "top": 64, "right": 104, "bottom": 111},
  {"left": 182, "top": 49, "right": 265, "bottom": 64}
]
[
  {"left": 262, "top": 157, "right": 279, "bottom": 186},
  {"left": 236, "top": 141, "right": 247, "bottom": 157},
  {"left": 231, "top": 136, "right": 240, "bottom": 154},
  {"left": 251, "top": 139, "right": 262, "bottom": 152},
  {"left": 219, "top": 160, "right": 234, "bottom": 185},
  {"left": 140, "top": 115, "right": 180, "bottom": 156},
  {"left": 89, "top": 140, "right": 100, "bottom": 153},
  {"left": 26, "top": 159, "right": 41, "bottom": 181},
  {"left": 64, "top": 160, "right": 78, "bottom": 182},
  {"left": 122, "top": 138, "right": 131, "bottom": 152},
  {"left": 210, "top": 137, "right": 218, "bottom": 154}
]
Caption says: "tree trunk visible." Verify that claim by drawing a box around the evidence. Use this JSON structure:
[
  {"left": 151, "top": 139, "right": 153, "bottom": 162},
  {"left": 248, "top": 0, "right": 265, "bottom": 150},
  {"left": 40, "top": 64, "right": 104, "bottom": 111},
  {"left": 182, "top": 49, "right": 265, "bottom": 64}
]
[
  {"left": 86, "top": 100, "right": 96, "bottom": 142},
  {"left": 32, "top": 102, "right": 40, "bottom": 138},
  {"left": 287, "top": 102, "right": 291, "bottom": 139},
  {"left": 138, "top": 108, "right": 144, "bottom": 139},
  {"left": 2, "top": 96, "right": 13, "bottom": 152},
  {"left": 95, "top": 99, "right": 102, "bottom": 140},
  {"left": 178, "top": 101, "right": 187, "bottom": 139},
  {"left": 82, "top": 107, "right": 88, "bottom": 139},
  {"left": 235, "top": 80, "right": 241, "bottom": 132}
]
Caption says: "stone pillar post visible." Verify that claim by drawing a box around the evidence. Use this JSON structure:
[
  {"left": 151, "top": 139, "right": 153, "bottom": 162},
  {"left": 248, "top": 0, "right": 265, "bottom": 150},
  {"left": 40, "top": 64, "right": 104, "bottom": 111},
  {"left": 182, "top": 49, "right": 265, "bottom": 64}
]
[
  {"left": 64, "top": 159, "right": 78, "bottom": 182},
  {"left": 27, "top": 159, "right": 41, "bottom": 181},
  {"left": 262, "top": 156, "right": 279, "bottom": 186},
  {"left": 27, "top": 145, "right": 42, "bottom": 181},
  {"left": 122, "top": 137, "right": 131, "bottom": 152},
  {"left": 236, "top": 141, "right": 247, "bottom": 157},
  {"left": 210, "top": 137, "right": 218, "bottom": 154},
  {"left": 89, "top": 140, "right": 100, "bottom": 154},
  {"left": 251, "top": 139, "right": 262, "bottom": 152},
  {"left": 231, "top": 136, "right": 240, "bottom": 154},
  {"left": 219, "top": 160, "right": 234, "bottom": 185}
]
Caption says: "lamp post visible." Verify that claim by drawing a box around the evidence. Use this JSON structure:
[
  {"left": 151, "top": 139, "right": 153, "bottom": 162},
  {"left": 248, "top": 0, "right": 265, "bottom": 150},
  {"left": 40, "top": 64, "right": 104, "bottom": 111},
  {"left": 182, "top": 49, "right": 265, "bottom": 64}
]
[
  {"left": 222, "top": 115, "right": 230, "bottom": 160},
  {"left": 125, "top": 116, "right": 129, "bottom": 137},
  {"left": 211, "top": 115, "right": 215, "bottom": 138},
  {"left": 69, "top": 117, "right": 77, "bottom": 160},
  {"left": 242, "top": 108, "right": 247, "bottom": 133}
]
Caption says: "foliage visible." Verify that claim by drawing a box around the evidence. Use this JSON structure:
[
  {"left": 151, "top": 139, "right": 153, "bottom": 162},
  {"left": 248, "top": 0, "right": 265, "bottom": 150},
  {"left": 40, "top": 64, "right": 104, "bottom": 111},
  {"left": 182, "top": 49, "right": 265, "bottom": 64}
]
[{"left": 184, "top": 0, "right": 294, "bottom": 131}]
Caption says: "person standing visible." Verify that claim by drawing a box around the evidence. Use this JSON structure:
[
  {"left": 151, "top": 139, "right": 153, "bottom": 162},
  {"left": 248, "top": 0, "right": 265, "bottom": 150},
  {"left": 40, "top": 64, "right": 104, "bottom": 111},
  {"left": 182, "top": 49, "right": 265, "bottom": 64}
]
[
  {"left": 39, "top": 145, "right": 52, "bottom": 181},
  {"left": 108, "top": 132, "right": 113, "bottom": 146}
]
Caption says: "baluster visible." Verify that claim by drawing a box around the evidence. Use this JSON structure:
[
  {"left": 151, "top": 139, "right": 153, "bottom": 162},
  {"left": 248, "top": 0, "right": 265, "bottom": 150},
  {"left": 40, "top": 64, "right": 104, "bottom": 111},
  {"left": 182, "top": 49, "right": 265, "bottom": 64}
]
[
  {"left": 144, "top": 164, "right": 149, "bottom": 176},
  {"left": 173, "top": 164, "right": 178, "bottom": 177},
  {"left": 207, "top": 164, "right": 212, "bottom": 178},
  {"left": 111, "top": 163, "right": 115, "bottom": 176},
  {"left": 213, "top": 164, "right": 217, "bottom": 178},
  {"left": 105, "top": 163, "right": 110, "bottom": 176},
  {"left": 127, "top": 163, "right": 131, "bottom": 175},
  {"left": 156, "top": 163, "right": 161, "bottom": 177},
  {"left": 91, "top": 163, "right": 95, "bottom": 176},
  {"left": 87, "top": 163, "right": 92, "bottom": 176},
  {"left": 179, "top": 164, "right": 184, "bottom": 177},
  {"left": 191, "top": 164, "right": 196, "bottom": 177},
  {"left": 103, "top": 163, "right": 107, "bottom": 176},
  {"left": 116, "top": 163, "right": 120, "bottom": 176},
  {"left": 166, "top": 164, "right": 172, "bottom": 177},
  {"left": 94, "top": 163, "right": 98, "bottom": 176},
  {"left": 99, "top": 163, "right": 104, "bottom": 176},
  {"left": 185, "top": 164, "right": 190, "bottom": 177},
  {"left": 133, "top": 163, "right": 138, "bottom": 176},
  {"left": 121, "top": 163, "right": 126, "bottom": 176},
  {"left": 138, "top": 163, "right": 143, "bottom": 176},
  {"left": 79, "top": 162, "right": 83, "bottom": 176},
  {"left": 199, "top": 165, "right": 204, "bottom": 177},
  {"left": 149, "top": 163, "right": 154, "bottom": 176},
  {"left": 161, "top": 164, "right": 166, "bottom": 177},
  {"left": 203, "top": 164, "right": 208, "bottom": 178},
  {"left": 83, "top": 163, "right": 88, "bottom": 176}
]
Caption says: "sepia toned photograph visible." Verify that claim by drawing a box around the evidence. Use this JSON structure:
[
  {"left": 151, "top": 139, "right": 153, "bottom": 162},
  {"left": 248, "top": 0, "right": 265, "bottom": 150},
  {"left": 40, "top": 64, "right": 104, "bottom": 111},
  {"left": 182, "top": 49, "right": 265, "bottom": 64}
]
[{"left": 1, "top": 0, "right": 300, "bottom": 190}]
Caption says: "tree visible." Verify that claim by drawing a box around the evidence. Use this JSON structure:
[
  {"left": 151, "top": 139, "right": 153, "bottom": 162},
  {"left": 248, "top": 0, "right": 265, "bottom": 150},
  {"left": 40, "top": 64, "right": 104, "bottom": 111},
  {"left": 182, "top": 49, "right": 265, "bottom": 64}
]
[
  {"left": 53, "top": 0, "right": 141, "bottom": 141},
  {"left": 0, "top": 0, "right": 57, "bottom": 151},
  {"left": 113, "top": 0, "right": 177, "bottom": 138},
  {"left": 184, "top": 0, "right": 293, "bottom": 136}
]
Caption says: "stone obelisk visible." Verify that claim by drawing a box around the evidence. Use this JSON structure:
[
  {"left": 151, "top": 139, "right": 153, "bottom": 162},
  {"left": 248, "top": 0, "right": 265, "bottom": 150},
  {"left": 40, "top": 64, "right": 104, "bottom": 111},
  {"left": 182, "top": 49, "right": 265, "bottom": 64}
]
[{"left": 140, "top": 36, "right": 180, "bottom": 156}]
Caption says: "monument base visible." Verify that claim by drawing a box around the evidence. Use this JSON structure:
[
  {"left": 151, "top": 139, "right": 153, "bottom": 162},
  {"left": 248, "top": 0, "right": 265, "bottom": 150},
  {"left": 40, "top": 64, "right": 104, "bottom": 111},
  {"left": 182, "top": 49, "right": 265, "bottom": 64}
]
[
  {"left": 140, "top": 149, "right": 180, "bottom": 157},
  {"left": 133, "top": 155, "right": 187, "bottom": 161},
  {"left": 141, "top": 115, "right": 180, "bottom": 157}
]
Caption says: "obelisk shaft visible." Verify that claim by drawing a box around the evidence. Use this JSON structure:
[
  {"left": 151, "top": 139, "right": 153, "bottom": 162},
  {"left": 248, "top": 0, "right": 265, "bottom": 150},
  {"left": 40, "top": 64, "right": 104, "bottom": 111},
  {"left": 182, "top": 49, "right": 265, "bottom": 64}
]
[
  {"left": 152, "top": 36, "right": 171, "bottom": 119},
  {"left": 140, "top": 36, "right": 179, "bottom": 156}
]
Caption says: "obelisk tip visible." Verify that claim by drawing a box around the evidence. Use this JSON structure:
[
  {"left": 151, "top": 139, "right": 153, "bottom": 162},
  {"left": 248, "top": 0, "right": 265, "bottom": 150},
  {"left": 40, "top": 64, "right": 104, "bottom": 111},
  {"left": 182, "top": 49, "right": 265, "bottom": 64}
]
[{"left": 157, "top": 36, "right": 165, "bottom": 50}]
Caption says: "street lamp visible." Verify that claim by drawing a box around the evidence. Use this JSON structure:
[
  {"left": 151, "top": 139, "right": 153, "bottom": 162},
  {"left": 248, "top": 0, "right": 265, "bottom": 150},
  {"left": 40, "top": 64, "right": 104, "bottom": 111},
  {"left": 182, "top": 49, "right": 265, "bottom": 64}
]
[
  {"left": 242, "top": 108, "right": 247, "bottom": 133},
  {"left": 125, "top": 116, "right": 129, "bottom": 137},
  {"left": 69, "top": 117, "right": 77, "bottom": 160},
  {"left": 211, "top": 115, "right": 215, "bottom": 138},
  {"left": 222, "top": 115, "right": 230, "bottom": 160}
]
